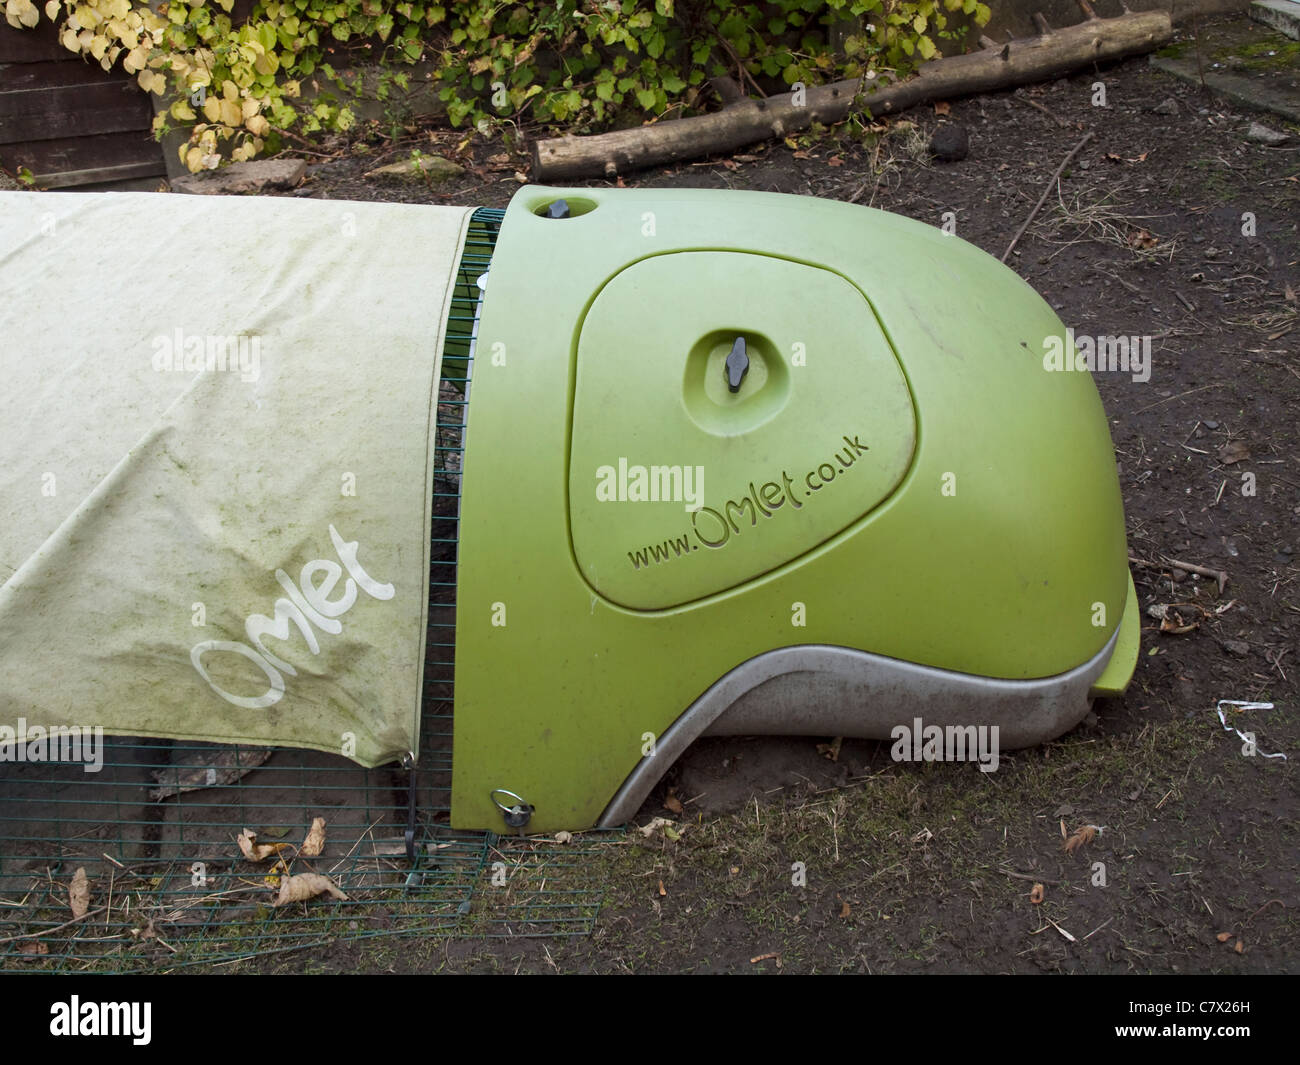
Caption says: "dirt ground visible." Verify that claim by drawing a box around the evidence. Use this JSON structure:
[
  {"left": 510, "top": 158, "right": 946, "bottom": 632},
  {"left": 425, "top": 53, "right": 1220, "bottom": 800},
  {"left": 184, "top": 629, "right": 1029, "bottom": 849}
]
[{"left": 185, "top": 17, "right": 1300, "bottom": 973}]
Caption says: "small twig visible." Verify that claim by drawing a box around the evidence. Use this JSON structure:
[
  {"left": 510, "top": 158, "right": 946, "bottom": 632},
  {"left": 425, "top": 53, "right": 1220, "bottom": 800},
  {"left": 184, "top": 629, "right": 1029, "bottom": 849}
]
[
  {"left": 710, "top": 26, "right": 767, "bottom": 99},
  {"left": 1014, "top": 93, "right": 1067, "bottom": 127},
  {"left": 1002, "top": 131, "right": 1094, "bottom": 262},
  {"left": 1132, "top": 383, "right": 1215, "bottom": 414},
  {"left": 1244, "top": 899, "right": 1284, "bottom": 925},
  {"left": 997, "top": 867, "right": 1063, "bottom": 886},
  {"left": 0, "top": 907, "right": 106, "bottom": 945},
  {"left": 1083, "top": 916, "right": 1114, "bottom": 940}
]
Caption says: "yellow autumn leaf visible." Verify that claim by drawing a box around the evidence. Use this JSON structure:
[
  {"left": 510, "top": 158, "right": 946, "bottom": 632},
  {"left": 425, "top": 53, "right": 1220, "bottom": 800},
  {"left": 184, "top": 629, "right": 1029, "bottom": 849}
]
[
  {"left": 16, "top": 0, "right": 41, "bottom": 28},
  {"left": 122, "top": 45, "right": 146, "bottom": 72},
  {"left": 185, "top": 146, "right": 204, "bottom": 173},
  {"left": 89, "top": 34, "right": 108, "bottom": 59},
  {"left": 913, "top": 13, "right": 926, "bottom": 32},
  {"left": 220, "top": 97, "right": 240, "bottom": 126},
  {"left": 170, "top": 98, "right": 195, "bottom": 121},
  {"left": 240, "top": 96, "right": 260, "bottom": 120},
  {"left": 221, "top": 78, "right": 239, "bottom": 101},
  {"left": 45, "top": 0, "right": 60, "bottom": 20},
  {"left": 917, "top": 34, "right": 936, "bottom": 60},
  {"left": 245, "top": 114, "right": 270, "bottom": 137},
  {"left": 254, "top": 51, "right": 277, "bottom": 76},
  {"left": 281, "top": 80, "right": 300, "bottom": 98},
  {"left": 202, "top": 96, "right": 221, "bottom": 123}
]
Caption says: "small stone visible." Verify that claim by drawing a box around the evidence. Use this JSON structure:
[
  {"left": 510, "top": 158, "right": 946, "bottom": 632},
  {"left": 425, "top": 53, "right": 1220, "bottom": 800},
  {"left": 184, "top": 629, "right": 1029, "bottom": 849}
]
[
  {"left": 1245, "top": 122, "right": 1290, "bottom": 146},
  {"left": 365, "top": 154, "right": 465, "bottom": 183},
  {"left": 1153, "top": 96, "right": 1179, "bottom": 116},
  {"left": 170, "top": 158, "right": 307, "bottom": 195},
  {"left": 1204, "top": 419, "right": 1219, "bottom": 429},
  {"left": 1222, "top": 639, "right": 1250, "bottom": 657},
  {"left": 1171, "top": 567, "right": 1187, "bottom": 582},
  {"left": 929, "top": 123, "right": 969, "bottom": 163}
]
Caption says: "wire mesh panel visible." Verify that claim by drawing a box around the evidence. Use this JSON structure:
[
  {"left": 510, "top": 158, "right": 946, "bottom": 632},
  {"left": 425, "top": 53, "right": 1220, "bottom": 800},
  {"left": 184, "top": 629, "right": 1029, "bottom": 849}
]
[{"left": 0, "top": 207, "right": 603, "bottom": 972}]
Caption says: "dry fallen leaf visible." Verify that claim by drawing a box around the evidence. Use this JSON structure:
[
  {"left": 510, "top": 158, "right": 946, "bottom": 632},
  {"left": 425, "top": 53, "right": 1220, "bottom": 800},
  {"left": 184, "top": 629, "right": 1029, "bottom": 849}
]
[
  {"left": 1234, "top": 939, "right": 1245, "bottom": 954},
  {"left": 933, "top": 100, "right": 951, "bottom": 115},
  {"left": 274, "top": 872, "right": 348, "bottom": 907},
  {"left": 238, "top": 828, "right": 289, "bottom": 862},
  {"left": 19, "top": 940, "right": 48, "bottom": 958},
  {"left": 663, "top": 789, "right": 684, "bottom": 815},
  {"left": 1030, "top": 883, "right": 1045, "bottom": 905},
  {"left": 69, "top": 867, "right": 89, "bottom": 920},
  {"left": 1063, "top": 824, "right": 1099, "bottom": 854},
  {"left": 300, "top": 817, "right": 326, "bottom": 858},
  {"left": 838, "top": 895, "right": 852, "bottom": 918},
  {"left": 1126, "top": 227, "right": 1158, "bottom": 249},
  {"left": 554, "top": 830, "right": 573, "bottom": 844},
  {"left": 827, "top": 155, "right": 844, "bottom": 167},
  {"left": 817, "top": 736, "right": 843, "bottom": 762},
  {"left": 1216, "top": 931, "right": 1234, "bottom": 942},
  {"left": 658, "top": 880, "right": 667, "bottom": 897},
  {"left": 1217, "top": 440, "right": 1250, "bottom": 465}
]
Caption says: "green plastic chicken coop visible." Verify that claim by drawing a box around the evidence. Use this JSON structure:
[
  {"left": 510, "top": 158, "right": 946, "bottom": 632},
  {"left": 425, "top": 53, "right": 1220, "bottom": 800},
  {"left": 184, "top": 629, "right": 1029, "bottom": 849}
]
[{"left": 0, "top": 184, "right": 1138, "bottom": 839}]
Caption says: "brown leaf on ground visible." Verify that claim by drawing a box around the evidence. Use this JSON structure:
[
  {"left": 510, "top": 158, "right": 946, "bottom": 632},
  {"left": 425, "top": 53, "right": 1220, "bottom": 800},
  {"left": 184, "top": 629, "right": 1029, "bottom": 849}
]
[
  {"left": 933, "top": 100, "right": 951, "bottom": 115},
  {"left": 1234, "top": 939, "right": 1245, "bottom": 954},
  {"left": 237, "top": 828, "right": 289, "bottom": 862},
  {"left": 663, "top": 789, "right": 684, "bottom": 815},
  {"left": 1216, "top": 931, "right": 1234, "bottom": 942},
  {"left": 1030, "top": 883, "right": 1045, "bottom": 904},
  {"left": 300, "top": 817, "right": 326, "bottom": 858},
  {"left": 1126, "top": 227, "right": 1158, "bottom": 249},
  {"left": 1217, "top": 440, "right": 1250, "bottom": 465},
  {"left": 1063, "top": 824, "right": 1098, "bottom": 854},
  {"left": 838, "top": 895, "right": 851, "bottom": 918},
  {"left": 68, "top": 867, "right": 89, "bottom": 920},
  {"left": 274, "top": 872, "right": 348, "bottom": 906},
  {"left": 19, "top": 940, "right": 48, "bottom": 957},
  {"left": 817, "top": 736, "right": 843, "bottom": 762},
  {"left": 658, "top": 880, "right": 667, "bottom": 897}
]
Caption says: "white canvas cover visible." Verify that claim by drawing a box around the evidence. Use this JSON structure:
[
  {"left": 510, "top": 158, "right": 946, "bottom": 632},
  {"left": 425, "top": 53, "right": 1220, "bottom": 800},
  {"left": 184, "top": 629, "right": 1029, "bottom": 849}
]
[{"left": 0, "top": 191, "right": 473, "bottom": 766}]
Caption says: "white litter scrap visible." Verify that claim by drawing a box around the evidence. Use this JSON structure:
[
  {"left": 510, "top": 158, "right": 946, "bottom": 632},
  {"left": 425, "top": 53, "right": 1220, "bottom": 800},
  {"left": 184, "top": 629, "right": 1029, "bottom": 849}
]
[{"left": 1214, "top": 700, "right": 1287, "bottom": 760}]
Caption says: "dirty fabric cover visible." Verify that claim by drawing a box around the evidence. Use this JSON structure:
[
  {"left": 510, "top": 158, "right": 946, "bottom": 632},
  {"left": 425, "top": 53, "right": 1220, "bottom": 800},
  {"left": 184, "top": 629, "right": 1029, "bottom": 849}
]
[{"left": 0, "top": 191, "right": 471, "bottom": 766}]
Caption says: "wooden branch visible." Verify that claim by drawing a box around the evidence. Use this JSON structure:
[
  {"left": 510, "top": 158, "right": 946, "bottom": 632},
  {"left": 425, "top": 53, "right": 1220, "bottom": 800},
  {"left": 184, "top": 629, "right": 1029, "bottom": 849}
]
[
  {"left": 532, "top": 10, "right": 1171, "bottom": 181},
  {"left": 1001, "top": 131, "right": 1094, "bottom": 262}
]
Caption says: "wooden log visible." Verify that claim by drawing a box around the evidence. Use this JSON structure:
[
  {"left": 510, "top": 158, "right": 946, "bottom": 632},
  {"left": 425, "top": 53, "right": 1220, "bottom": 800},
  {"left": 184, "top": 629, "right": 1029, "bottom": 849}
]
[{"left": 531, "top": 9, "right": 1171, "bottom": 181}]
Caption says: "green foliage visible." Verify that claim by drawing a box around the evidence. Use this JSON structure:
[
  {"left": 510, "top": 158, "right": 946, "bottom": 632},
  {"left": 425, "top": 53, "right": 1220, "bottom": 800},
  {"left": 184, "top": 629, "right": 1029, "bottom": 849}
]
[{"left": 7, "top": 0, "right": 988, "bottom": 170}]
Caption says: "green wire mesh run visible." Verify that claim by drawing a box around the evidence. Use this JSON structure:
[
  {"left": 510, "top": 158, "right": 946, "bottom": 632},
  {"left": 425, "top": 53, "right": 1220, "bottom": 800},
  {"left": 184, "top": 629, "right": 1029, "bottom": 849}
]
[{"left": 0, "top": 207, "right": 604, "bottom": 972}]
